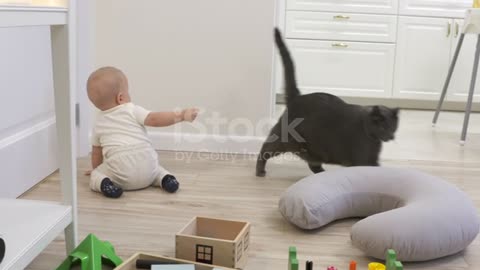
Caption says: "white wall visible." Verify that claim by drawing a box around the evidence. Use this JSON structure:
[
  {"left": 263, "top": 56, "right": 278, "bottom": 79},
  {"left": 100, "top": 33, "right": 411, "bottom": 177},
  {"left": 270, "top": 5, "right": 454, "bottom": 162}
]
[
  {"left": 77, "top": 0, "right": 95, "bottom": 157},
  {"left": 0, "top": 26, "right": 58, "bottom": 198},
  {"left": 95, "top": 0, "right": 276, "bottom": 153}
]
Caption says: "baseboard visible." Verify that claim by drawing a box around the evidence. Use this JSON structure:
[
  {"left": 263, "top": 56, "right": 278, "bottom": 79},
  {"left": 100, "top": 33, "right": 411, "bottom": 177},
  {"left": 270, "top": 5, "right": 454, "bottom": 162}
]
[
  {"left": 276, "top": 94, "right": 480, "bottom": 112},
  {"left": 149, "top": 131, "right": 266, "bottom": 154}
]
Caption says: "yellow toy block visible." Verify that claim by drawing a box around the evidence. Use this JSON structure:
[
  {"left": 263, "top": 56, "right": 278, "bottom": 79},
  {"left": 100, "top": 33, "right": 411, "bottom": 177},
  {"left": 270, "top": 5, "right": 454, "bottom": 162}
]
[{"left": 368, "top": 262, "right": 386, "bottom": 270}]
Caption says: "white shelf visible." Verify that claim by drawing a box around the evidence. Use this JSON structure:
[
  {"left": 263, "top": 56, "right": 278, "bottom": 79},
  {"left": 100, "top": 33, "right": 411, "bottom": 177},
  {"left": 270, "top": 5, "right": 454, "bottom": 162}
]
[
  {"left": 0, "top": 199, "right": 72, "bottom": 269},
  {"left": 0, "top": 1, "right": 77, "bottom": 269},
  {"left": 0, "top": 5, "right": 67, "bottom": 27}
]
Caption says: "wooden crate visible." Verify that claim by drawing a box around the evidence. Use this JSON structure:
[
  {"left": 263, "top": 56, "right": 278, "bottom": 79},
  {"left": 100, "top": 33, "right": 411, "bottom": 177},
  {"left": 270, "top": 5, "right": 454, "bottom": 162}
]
[
  {"left": 114, "top": 253, "right": 235, "bottom": 270},
  {"left": 176, "top": 217, "right": 251, "bottom": 269}
]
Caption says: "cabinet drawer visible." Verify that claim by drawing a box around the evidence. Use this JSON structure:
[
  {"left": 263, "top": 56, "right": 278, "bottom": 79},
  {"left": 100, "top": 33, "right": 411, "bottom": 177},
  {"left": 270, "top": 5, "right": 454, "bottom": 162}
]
[
  {"left": 277, "top": 39, "right": 395, "bottom": 97},
  {"left": 399, "top": 0, "right": 471, "bottom": 18},
  {"left": 286, "top": 11, "right": 397, "bottom": 43},
  {"left": 287, "top": 0, "right": 399, "bottom": 15}
]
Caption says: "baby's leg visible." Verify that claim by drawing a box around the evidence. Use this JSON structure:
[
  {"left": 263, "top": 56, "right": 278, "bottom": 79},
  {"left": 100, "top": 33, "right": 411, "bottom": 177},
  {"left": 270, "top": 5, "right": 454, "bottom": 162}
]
[
  {"left": 90, "top": 163, "right": 124, "bottom": 198},
  {"left": 152, "top": 165, "right": 179, "bottom": 193}
]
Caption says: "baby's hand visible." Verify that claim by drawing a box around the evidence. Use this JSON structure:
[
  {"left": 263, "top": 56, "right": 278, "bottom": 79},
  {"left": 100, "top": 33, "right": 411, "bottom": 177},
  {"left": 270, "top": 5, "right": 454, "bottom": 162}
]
[{"left": 183, "top": 108, "right": 199, "bottom": 122}]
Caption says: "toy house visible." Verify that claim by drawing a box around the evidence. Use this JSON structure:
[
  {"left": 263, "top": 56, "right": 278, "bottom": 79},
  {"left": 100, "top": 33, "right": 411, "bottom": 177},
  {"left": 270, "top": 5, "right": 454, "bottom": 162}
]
[{"left": 175, "top": 217, "right": 251, "bottom": 269}]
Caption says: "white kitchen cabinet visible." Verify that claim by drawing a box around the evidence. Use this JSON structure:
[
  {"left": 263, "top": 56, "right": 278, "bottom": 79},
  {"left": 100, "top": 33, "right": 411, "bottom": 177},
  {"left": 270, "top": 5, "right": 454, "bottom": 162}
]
[
  {"left": 399, "top": 0, "right": 471, "bottom": 18},
  {"left": 394, "top": 16, "right": 452, "bottom": 99},
  {"left": 287, "top": 0, "right": 399, "bottom": 15},
  {"left": 276, "top": 0, "right": 478, "bottom": 104},
  {"left": 448, "top": 19, "right": 480, "bottom": 101},
  {"left": 284, "top": 39, "right": 395, "bottom": 97},
  {"left": 285, "top": 11, "right": 398, "bottom": 43}
]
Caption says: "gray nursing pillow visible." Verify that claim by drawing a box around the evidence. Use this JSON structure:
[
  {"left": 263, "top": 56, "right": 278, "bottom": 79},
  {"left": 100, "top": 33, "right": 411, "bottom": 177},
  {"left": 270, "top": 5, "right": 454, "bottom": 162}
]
[{"left": 279, "top": 167, "right": 479, "bottom": 261}]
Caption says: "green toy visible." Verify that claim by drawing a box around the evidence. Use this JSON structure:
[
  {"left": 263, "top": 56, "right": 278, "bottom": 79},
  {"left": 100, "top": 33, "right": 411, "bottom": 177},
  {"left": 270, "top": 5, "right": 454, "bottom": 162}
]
[
  {"left": 288, "top": 246, "right": 299, "bottom": 270},
  {"left": 287, "top": 246, "right": 403, "bottom": 270},
  {"left": 56, "top": 234, "right": 123, "bottom": 270},
  {"left": 386, "top": 249, "right": 403, "bottom": 270}
]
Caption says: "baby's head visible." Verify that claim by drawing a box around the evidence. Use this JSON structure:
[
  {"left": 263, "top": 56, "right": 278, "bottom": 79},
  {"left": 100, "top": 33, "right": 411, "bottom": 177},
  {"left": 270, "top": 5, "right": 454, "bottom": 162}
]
[{"left": 87, "top": 66, "right": 131, "bottom": 111}]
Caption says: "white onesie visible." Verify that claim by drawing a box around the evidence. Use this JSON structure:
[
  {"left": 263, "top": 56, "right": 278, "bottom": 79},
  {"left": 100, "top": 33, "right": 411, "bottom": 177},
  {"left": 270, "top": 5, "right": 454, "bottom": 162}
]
[{"left": 90, "top": 102, "right": 169, "bottom": 192}]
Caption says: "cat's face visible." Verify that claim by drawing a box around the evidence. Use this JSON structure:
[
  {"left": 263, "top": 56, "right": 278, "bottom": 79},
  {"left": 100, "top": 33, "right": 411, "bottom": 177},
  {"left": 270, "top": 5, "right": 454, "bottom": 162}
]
[{"left": 367, "top": 106, "right": 399, "bottom": 142}]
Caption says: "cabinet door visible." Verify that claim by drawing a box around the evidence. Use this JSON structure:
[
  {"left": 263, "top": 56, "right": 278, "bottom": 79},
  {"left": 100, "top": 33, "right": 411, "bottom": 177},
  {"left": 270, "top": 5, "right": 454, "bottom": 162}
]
[
  {"left": 394, "top": 16, "right": 452, "bottom": 100},
  {"left": 399, "top": 0, "right": 471, "bottom": 18},
  {"left": 448, "top": 19, "right": 480, "bottom": 101},
  {"left": 287, "top": 0, "right": 399, "bottom": 15},
  {"left": 277, "top": 39, "right": 395, "bottom": 98}
]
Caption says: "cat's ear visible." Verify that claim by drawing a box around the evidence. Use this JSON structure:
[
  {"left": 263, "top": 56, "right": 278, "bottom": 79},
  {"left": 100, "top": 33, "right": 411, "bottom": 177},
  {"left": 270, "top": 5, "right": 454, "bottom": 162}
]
[
  {"left": 392, "top": 107, "right": 400, "bottom": 117},
  {"left": 370, "top": 106, "right": 384, "bottom": 122}
]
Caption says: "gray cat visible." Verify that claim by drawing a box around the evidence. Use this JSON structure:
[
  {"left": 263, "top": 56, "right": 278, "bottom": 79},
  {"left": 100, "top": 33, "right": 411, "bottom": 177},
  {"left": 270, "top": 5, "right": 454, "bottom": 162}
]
[{"left": 256, "top": 28, "right": 399, "bottom": 177}]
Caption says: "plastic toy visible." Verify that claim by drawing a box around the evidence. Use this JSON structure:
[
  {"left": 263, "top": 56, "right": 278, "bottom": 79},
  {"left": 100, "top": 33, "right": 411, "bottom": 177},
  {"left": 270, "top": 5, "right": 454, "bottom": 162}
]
[
  {"left": 369, "top": 250, "right": 403, "bottom": 270},
  {"left": 385, "top": 250, "right": 403, "bottom": 270},
  {"left": 288, "top": 246, "right": 299, "bottom": 270},
  {"left": 151, "top": 265, "right": 194, "bottom": 270},
  {"left": 368, "top": 262, "right": 386, "bottom": 270},
  {"left": 56, "top": 234, "right": 123, "bottom": 270},
  {"left": 286, "top": 247, "right": 402, "bottom": 270},
  {"left": 350, "top": 261, "right": 356, "bottom": 270}
]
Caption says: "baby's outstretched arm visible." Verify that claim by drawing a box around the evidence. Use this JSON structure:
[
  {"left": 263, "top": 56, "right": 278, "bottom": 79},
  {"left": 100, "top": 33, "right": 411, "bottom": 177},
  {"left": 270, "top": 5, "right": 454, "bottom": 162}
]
[{"left": 144, "top": 108, "right": 199, "bottom": 127}]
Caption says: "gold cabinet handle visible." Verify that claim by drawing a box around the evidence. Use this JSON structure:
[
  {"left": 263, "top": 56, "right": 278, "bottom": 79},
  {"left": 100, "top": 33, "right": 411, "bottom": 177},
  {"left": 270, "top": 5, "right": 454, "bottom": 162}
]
[
  {"left": 332, "top": 42, "right": 349, "bottom": 48},
  {"left": 455, "top": 21, "right": 460, "bottom": 38},
  {"left": 333, "top": 15, "right": 350, "bottom": 20},
  {"left": 447, "top": 21, "right": 451, "bottom": 37}
]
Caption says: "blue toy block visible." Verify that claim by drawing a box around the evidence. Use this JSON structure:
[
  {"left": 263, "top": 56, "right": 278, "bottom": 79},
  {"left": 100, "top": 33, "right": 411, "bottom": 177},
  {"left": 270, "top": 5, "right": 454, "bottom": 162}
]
[{"left": 152, "top": 265, "right": 195, "bottom": 270}]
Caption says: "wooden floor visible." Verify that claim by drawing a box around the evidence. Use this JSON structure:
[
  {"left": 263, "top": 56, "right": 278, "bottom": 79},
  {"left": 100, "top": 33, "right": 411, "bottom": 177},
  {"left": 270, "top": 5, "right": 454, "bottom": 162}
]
[{"left": 24, "top": 110, "right": 480, "bottom": 270}]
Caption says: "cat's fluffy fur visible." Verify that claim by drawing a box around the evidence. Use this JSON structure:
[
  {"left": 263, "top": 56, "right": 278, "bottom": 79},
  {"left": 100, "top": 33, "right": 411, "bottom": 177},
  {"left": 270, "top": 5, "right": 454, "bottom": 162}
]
[{"left": 256, "top": 28, "right": 400, "bottom": 177}]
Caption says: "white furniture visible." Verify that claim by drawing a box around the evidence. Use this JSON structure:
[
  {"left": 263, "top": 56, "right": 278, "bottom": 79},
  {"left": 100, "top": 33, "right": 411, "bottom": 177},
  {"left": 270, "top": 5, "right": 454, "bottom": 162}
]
[
  {"left": 434, "top": 9, "right": 480, "bottom": 144},
  {"left": 275, "top": 0, "right": 478, "bottom": 102},
  {"left": 0, "top": 2, "right": 77, "bottom": 269}
]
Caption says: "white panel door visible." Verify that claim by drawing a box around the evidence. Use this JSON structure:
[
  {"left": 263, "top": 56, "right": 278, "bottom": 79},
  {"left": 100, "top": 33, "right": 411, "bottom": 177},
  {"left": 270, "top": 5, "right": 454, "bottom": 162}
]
[
  {"left": 286, "top": 11, "right": 398, "bottom": 43},
  {"left": 287, "top": 0, "right": 399, "bottom": 15},
  {"left": 394, "top": 16, "right": 452, "bottom": 100},
  {"left": 448, "top": 19, "right": 480, "bottom": 101},
  {"left": 399, "top": 0, "right": 471, "bottom": 18},
  {"left": 278, "top": 39, "right": 395, "bottom": 97},
  {"left": 0, "top": 27, "right": 58, "bottom": 198}
]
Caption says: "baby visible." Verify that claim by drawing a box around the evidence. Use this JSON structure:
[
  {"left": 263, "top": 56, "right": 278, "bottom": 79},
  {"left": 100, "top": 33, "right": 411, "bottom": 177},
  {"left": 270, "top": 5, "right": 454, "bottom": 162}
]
[{"left": 86, "top": 66, "right": 198, "bottom": 198}]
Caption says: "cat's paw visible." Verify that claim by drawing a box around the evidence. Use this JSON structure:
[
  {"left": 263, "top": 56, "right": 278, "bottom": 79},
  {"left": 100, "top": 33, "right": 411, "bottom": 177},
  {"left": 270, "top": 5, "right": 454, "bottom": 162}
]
[{"left": 256, "top": 170, "right": 267, "bottom": 177}]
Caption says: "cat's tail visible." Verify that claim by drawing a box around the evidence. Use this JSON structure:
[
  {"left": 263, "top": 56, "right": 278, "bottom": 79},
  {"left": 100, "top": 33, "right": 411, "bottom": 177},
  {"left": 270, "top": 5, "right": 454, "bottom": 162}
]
[{"left": 274, "top": 27, "right": 301, "bottom": 104}]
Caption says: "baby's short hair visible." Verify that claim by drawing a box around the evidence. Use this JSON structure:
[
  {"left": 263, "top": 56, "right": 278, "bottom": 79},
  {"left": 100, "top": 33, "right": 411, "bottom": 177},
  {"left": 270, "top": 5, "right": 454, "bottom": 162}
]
[{"left": 87, "top": 66, "right": 128, "bottom": 110}]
